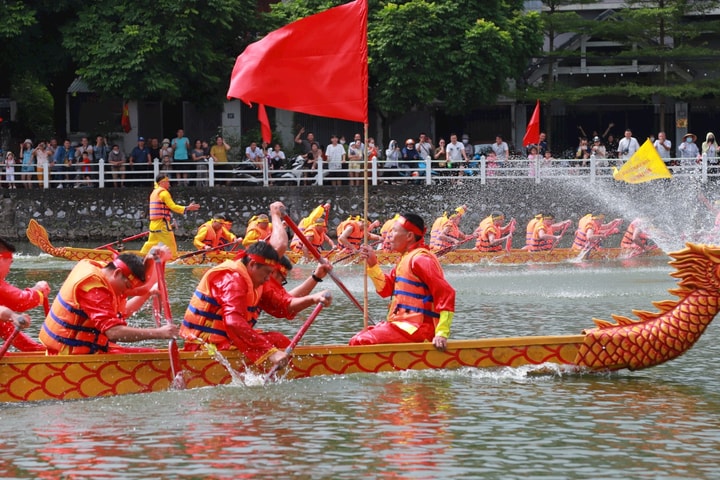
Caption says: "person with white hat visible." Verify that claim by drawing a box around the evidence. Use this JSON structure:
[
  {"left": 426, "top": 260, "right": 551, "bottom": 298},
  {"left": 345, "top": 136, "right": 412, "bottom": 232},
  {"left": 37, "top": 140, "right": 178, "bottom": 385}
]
[{"left": 678, "top": 132, "right": 700, "bottom": 171}]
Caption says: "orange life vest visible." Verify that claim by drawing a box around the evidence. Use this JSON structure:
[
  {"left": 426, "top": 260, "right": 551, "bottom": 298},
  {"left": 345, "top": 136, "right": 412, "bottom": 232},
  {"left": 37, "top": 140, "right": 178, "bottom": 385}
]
[
  {"left": 39, "top": 260, "right": 119, "bottom": 354},
  {"left": 387, "top": 248, "right": 441, "bottom": 335},
  {"left": 180, "top": 260, "right": 263, "bottom": 345},
  {"left": 529, "top": 222, "right": 555, "bottom": 252},
  {"left": 525, "top": 217, "right": 540, "bottom": 246},
  {"left": 337, "top": 219, "right": 363, "bottom": 247},
  {"left": 242, "top": 218, "right": 272, "bottom": 248},
  {"left": 148, "top": 186, "right": 171, "bottom": 224},
  {"left": 621, "top": 220, "right": 649, "bottom": 249},
  {"left": 475, "top": 216, "right": 502, "bottom": 252},
  {"left": 572, "top": 214, "right": 598, "bottom": 250},
  {"left": 429, "top": 215, "right": 450, "bottom": 250},
  {"left": 197, "top": 221, "right": 221, "bottom": 249}
]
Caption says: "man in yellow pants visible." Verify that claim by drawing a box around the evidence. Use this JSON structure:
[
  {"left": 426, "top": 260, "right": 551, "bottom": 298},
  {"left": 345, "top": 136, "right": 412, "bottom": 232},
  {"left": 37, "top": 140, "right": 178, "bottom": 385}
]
[{"left": 141, "top": 174, "right": 200, "bottom": 256}]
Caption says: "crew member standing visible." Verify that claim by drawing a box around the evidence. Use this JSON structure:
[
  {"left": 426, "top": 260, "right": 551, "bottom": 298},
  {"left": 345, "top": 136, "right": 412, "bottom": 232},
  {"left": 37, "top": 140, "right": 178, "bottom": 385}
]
[
  {"left": 350, "top": 213, "right": 455, "bottom": 350},
  {"left": 141, "top": 174, "right": 200, "bottom": 256}
]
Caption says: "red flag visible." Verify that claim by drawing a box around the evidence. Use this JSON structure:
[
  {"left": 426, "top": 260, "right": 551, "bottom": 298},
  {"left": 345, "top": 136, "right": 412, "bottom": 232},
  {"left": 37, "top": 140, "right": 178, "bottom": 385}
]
[
  {"left": 227, "top": 0, "right": 368, "bottom": 123},
  {"left": 121, "top": 101, "right": 131, "bottom": 133},
  {"left": 258, "top": 104, "right": 271, "bottom": 144},
  {"left": 522, "top": 100, "right": 540, "bottom": 147}
]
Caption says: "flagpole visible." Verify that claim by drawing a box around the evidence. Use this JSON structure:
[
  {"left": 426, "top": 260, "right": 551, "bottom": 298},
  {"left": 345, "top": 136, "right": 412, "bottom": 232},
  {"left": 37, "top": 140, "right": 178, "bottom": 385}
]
[{"left": 363, "top": 121, "right": 369, "bottom": 329}]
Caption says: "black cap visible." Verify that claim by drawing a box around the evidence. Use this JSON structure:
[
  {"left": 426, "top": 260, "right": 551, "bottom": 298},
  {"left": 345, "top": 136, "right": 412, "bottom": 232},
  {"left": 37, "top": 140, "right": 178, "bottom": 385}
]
[{"left": 0, "top": 237, "right": 16, "bottom": 253}]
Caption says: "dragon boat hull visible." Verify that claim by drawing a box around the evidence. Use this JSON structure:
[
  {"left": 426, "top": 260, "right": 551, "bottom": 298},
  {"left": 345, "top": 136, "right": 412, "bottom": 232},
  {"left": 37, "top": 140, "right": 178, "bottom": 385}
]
[{"left": 0, "top": 336, "right": 585, "bottom": 403}]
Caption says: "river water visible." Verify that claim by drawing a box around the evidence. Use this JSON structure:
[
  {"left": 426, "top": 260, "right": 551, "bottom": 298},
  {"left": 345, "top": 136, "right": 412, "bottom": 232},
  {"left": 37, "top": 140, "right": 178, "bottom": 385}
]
[{"left": 1, "top": 247, "right": 719, "bottom": 479}]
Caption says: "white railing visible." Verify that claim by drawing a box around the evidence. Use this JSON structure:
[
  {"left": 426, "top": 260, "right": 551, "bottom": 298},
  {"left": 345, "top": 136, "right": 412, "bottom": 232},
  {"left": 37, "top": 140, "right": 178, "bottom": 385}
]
[{"left": 0, "top": 156, "right": 715, "bottom": 188}]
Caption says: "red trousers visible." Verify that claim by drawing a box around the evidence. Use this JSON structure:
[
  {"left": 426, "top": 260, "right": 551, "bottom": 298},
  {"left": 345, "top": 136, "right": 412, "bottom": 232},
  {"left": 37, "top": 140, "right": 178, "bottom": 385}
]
[{"left": 349, "top": 322, "right": 434, "bottom": 346}]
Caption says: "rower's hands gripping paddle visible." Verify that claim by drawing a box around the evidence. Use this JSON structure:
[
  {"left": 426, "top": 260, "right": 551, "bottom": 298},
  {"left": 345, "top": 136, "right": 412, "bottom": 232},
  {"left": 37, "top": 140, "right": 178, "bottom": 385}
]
[
  {"left": 153, "top": 253, "right": 185, "bottom": 389},
  {"left": 264, "top": 293, "right": 331, "bottom": 384},
  {"left": 283, "top": 214, "right": 377, "bottom": 324},
  {"left": 505, "top": 218, "right": 516, "bottom": 252}
]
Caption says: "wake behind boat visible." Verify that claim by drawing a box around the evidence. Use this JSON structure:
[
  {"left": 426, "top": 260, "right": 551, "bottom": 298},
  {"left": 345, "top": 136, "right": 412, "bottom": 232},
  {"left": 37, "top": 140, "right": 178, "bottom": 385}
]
[{"left": 0, "top": 242, "right": 714, "bottom": 404}]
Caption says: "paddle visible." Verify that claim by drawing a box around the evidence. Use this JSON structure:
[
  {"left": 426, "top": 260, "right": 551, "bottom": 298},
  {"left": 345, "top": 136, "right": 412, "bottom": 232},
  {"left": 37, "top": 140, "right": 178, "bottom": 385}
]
[
  {"left": 153, "top": 256, "right": 185, "bottom": 389},
  {"left": 505, "top": 218, "right": 516, "bottom": 252},
  {"left": 549, "top": 223, "right": 570, "bottom": 252},
  {"left": 435, "top": 234, "right": 478, "bottom": 259},
  {"left": 0, "top": 327, "right": 21, "bottom": 360},
  {"left": 172, "top": 238, "right": 244, "bottom": 262},
  {"left": 263, "top": 293, "right": 330, "bottom": 384},
  {"left": 332, "top": 240, "right": 382, "bottom": 265},
  {"left": 95, "top": 231, "right": 150, "bottom": 251},
  {"left": 283, "top": 214, "right": 377, "bottom": 324}
]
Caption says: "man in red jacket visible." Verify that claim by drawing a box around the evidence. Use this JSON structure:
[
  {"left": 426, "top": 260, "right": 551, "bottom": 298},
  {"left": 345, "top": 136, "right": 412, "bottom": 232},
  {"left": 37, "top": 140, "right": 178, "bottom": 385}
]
[{"left": 0, "top": 237, "right": 50, "bottom": 351}]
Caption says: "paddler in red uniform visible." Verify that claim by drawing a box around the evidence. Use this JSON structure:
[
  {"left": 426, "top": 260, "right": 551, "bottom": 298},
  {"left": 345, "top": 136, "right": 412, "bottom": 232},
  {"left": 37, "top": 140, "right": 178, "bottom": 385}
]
[
  {"left": 0, "top": 237, "right": 49, "bottom": 351},
  {"left": 140, "top": 174, "right": 200, "bottom": 256},
  {"left": 260, "top": 256, "right": 333, "bottom": 320},
  {"left": 351, "top": 213, "right": 455, "bottom": 350},
  {"left": 39, "top": 246, "right": 179, "bottom": 354}
]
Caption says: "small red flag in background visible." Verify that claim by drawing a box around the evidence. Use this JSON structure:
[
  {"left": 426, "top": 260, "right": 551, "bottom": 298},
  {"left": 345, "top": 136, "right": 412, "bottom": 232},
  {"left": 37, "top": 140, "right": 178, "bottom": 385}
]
[
  {"left": 227, "top": 0, "right": 368, "bottom": 123},
  {"left": 121, "top": 102, "right": 131, "bottom": 133},
  {"left": 522, "top": 100, "right": 540, "bottom": 147},
  {"left": 258, "top": 104, "right": 271, "bottom": 144}
]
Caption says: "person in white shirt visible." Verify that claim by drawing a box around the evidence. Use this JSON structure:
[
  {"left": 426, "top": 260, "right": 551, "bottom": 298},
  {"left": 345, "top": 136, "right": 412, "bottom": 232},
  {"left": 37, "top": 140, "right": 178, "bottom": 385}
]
[
  {"left": 490, "top": 135, "right": 509, "bottom": 167},
  {"left": 653, "top": 131, "right": 672, "bottom": 164},
  {"left": 446, "top": 133, "right": 469, "bottom": 183},
  {"left": 325, "top": 134, "right": 347, "bottom": 186},
  {"left": 616, "top": 129, "right": 640, "bottom": 166},
  {"left": 678, "top": 132, "right": 700, "bottom": 171}
]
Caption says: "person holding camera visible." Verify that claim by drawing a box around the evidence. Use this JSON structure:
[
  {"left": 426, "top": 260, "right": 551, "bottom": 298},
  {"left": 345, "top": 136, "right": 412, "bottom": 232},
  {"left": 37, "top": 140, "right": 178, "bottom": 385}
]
[
  {"left": 616, "top": 128, "right": 640, "bottom": 167},
  {"left": 653, "top": 131, "right": 672, "bottom": 164}
]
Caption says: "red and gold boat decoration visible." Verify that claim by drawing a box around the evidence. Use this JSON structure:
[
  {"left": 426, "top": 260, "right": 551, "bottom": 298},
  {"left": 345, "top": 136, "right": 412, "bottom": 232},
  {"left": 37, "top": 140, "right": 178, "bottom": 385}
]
[{"left": 1, "top": 242, "right": 716, "bottom": 404}]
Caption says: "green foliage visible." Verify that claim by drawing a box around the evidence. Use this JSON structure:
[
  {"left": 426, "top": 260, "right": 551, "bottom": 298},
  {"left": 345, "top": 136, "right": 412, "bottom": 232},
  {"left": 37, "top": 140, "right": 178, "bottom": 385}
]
[
  {"left": 10, "top": 75, "right": 55, "bottom": 140},
  {"left": 0, "top": 1, "right": 36, "bottom": 39},
  {"left": 60, "top": 0, "right": 257, "bottom": 105},
  {"left": 266, "top": 0, "right": 543, "bottom": 117}
]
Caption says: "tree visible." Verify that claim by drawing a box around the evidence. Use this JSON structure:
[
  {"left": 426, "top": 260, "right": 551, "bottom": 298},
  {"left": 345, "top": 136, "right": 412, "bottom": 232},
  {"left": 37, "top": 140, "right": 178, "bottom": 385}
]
[{"left": 62, "top": 0, "right": 258, "bottom": 105}]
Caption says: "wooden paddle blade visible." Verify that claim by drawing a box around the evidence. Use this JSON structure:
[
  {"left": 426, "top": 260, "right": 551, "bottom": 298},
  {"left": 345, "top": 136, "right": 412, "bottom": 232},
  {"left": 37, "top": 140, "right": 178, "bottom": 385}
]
[{"left": 0, "top": 328, "right": 20, "bottom": 360}]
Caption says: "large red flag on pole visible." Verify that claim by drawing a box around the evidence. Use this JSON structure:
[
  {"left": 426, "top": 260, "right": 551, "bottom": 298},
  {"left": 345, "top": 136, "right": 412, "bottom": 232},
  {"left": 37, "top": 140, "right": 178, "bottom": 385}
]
[
  {"left": 522, "top": 100, "right": 540, "bottom": 147},
  {"left": 258, "top": 104, "right": 272, "bottom": 143},
  {"left": 227, "top": 0, "right": 368, "bottom": 124}
]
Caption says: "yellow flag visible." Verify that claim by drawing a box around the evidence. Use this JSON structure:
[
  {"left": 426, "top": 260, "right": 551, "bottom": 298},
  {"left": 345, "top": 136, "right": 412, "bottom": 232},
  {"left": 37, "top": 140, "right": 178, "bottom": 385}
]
[{"left": 612, "top": 139, "right": 673, "bottom": 184}]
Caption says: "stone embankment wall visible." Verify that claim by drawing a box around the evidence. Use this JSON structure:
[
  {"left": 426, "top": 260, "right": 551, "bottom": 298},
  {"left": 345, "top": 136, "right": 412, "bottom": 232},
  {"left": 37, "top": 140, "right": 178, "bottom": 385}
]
[{"left": 0, "top": 179, "right": 715, "bottom": 246}]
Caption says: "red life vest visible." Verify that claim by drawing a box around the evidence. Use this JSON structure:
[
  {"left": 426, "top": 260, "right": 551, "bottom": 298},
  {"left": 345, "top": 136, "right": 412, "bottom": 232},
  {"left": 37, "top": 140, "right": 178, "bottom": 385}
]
[
  {"left": 387, "top": 248, "right": 441, "bottom": 335},
  {"left": 180, "top": 260, "right": 262, "bottom": 346},
  {"left": 39, "top": 260, "right": 118, "bottom": 354}
]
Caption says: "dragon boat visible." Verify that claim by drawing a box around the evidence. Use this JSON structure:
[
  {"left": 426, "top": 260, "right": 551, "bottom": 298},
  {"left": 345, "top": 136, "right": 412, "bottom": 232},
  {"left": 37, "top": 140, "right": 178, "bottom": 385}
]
[
  {"left": 27, "top": 219, "right": 664, "bottom": 267},
  {"left": 0, "top": 242, "right": 716, "bottom": 404},
  {"left": 26, "top": 219, "right": 236, "bottom": 266}
]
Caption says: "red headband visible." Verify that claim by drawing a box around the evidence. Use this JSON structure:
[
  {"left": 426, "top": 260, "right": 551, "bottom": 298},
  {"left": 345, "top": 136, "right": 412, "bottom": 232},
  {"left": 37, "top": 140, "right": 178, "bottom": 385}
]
[
  {"left": 112, "top": 258, "right": 143, "bottom": 288},
  {"left": 0, "top": 251, "right": 13, "bottom": 259},
  {"left": 275, "top": 262, "right": 289, "bottom": 276},
  {"left": 234, "top": 251, "right": 278, "bottom": 266},
  {"left": 398, "top": 216, "right": 425, "bottom": 238}
]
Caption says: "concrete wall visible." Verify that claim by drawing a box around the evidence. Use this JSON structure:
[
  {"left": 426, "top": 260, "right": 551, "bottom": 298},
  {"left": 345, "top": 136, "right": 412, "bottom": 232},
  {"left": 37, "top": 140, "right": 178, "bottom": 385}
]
[{"left": 1, "top": 180, "right": 716, "bottom": 247}]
